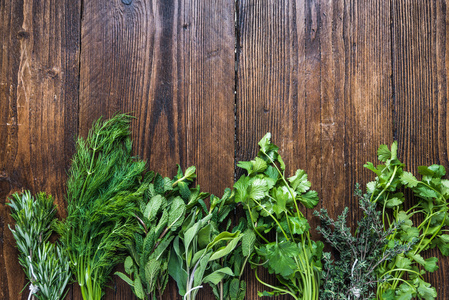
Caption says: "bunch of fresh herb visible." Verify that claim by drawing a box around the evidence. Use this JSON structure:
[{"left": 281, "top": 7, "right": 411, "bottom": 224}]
[
  {"left": 168, "top": 188, "right": 243, "bottom": 300},
  {"left": 233, "top": 133, "right": 323, "bottom": 300},
  {"left": 8, "top": 191, "right": 71, "bottom": 300},
  {"left": 206, "top": 191, "right": 255, "bottom": 300},
  {"left": 115, "top": 165, "right": 209, "bottom": 300},
  {"left": 364, "top": 143, "right": 449, "bottom": 299},
  {"left": 314, "top": 186, "right": 413, "bottom": 300},
  {"left": 55, "top": 114, "right": 147, "bottom": 300}
]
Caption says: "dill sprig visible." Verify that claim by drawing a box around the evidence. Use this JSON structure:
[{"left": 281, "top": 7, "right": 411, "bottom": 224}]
[
  {"left": 55, "top": 114, "right": 146, "bottom": 300},
  {"left": 8, "top": 191, "right": 71, "bottom": 300}
]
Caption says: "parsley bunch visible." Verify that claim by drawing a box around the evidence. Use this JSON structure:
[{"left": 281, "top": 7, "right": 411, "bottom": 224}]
[
  {"left": 8, "top": 191, "right": 71, "bottom": 300},
  {"left": 55, "top": 114, "right": 147, "bottom": 300},
  {"left": 233, "top": 133, "right": 323, "bottom": 300}
]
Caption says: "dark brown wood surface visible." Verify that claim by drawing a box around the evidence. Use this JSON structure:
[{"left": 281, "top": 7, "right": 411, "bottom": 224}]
[{"left": 1, "top": 0, "right": 448, "bottom": 299}]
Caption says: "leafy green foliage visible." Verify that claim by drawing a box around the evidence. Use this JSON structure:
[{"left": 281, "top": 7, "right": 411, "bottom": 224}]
[
  {"left": 8, "top": 191, "right": 71, "bottom": 300},
  {"left": 115, "top": 166, "right": 209, "bottom": 300},
  {"left": 55, "top": 114, "right": 146, "bottom": 300},
  {"left": 206, "top": 191, "right": 254, "bottom": 300},
  {"left": 168, "top": 188, "right": 243, "bottom": 300},
  {"left": 363, "top": 143, "right": 449, "bottom": 300},
  {"left": 315, "top": 191, "right": 413, "bottom": 300},
  {"left": 234, "top": 133, "right": 323, "bottom": 300}
]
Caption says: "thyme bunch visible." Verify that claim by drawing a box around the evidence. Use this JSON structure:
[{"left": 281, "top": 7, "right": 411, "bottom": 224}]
[{"left": 315, "top": 188, "right": 413, "bottom": 300}]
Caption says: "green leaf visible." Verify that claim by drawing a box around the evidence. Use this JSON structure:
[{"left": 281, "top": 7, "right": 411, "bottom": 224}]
[
  {"left": 288, "top": 169, "right": 311, "bottom": 193},
  {"left": 400, "top": 171, "right": 419, "bottom": 188},
  {"left": 385, "top": 196, "right": 404, "bottom": 208},
  {"left": 178, "top": 181, "right": 191, "bottom": 201},
  {"left": 258, "top": 132, "right": 278, "bottom": 155},
  {"left": 364, "top": 162, "right": 381, "bottom": 176},
  {"left": 203, "top": 267, "right": 234, "bottom": 285},
  {"left": 184, "top": 214, "right": 213, "bottom": 256},
  {"left": 288, "top": 217, "right": 310, "bottom": 235},
  {"left": 242, "top": 229, "right": 256, "bottom": 257},
  {"left": 416, "top": 278, "right": 437, "bottom": 300},
  {"left": 377, "top": 144, "right": 392, "bottom": 162},
  {"left": 237, "top": 157, "right": 268, "bottom": 176},
  {"left": 145, "top": 259, "right": 161, "bottom": 286},
  {"left": 234, "top": 175, "right": 249, "bottom": 204},
  {"left": 134, "top": 275, "right": 145, "bottom": 299},
  {"left": 395, "top": 255, "right": 412, "bottom": 269},
  {"left": 144, "top": 195, "right": 163, "bottom": 221},
  {"left": 366, "top": 181, "right": 377, "bottom": 193},
  {"left": 423, "top": 257, "right": 439, "bottom": 272},
  {"left": 210, "top": 233, "right": 242, "bottom": 261},
  {"left": 271, "top": 187, "right": 289, "bottom": 216},
  {"left": 415, "top": 185, "right": 438, "bottom": 200},
  {"left": 115, "top": 271, "right": 134, "bottom": 287},
  {"left": 248, "top": 178, "right": 268, "bottom": 200},
  {"left": 259, "top": 241, "right": 300, "bottom": 277},
  {"left": 168, "top": 196, "right": 186, "bottom": 231},
  {"left": 184, "top": 166, "right": 197, "bottom": 181},
  {"left": 124, "top": 256, "right": 133, "bottom": 274},
  {"left": 299, "top": 190, "right": 319, "bottom": 209},
  {"left": 395, "top": 283, "right": 415, "bottom": 300}
]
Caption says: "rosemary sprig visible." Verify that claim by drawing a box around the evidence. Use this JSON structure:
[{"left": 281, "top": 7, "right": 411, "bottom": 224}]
[{"left": 8, "top": 191, "right": 71, "bottom": 300}]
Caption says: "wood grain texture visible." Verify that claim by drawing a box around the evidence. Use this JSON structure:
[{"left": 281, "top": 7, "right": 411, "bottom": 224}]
[
  {"left": 236, "top": 1, "right": 321, "bottom": 298},
  {"left": 78, "top": 0, "right": 235, "bottom": 299},
  {"left": 1, "top": 0, "right": 449, "bottom": 299},
  {"left": 0, "top": 0, "right": 80, "bottom": 299},
  {"left": 392, "top": 0, "right": 449, "bottom": 297}
]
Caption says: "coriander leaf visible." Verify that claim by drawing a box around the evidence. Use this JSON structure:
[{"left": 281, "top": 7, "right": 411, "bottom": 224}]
[
  {"left": 289, "top": 217, "right": 310, "bottom": 235},
  {"left": 299, "top": 190, "right": 319, "bottom": 209},
  {"left": 416, "top": 278, "right": 437, "bottom": 300},
  {"left": 248, "top": 178, "right": 268, "bottom": 200},
  {"left": 288, "top": 169, "right": 311, "bottom": 193},
  {"left": 377, "top": 144, "right": 392, "bottom": 162},
  {"left": 400, "top": 171, "right": 419, "bottom": 188},
  {"left": 259, "top": 241, "right": 300, "bottom": 277}
]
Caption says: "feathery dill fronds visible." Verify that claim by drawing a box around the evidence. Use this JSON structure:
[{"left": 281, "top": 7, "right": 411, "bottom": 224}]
[
  {"left": 55, "top": 114, "right": 146, "bottom": 300},
  {"left": 8, "top": 191, "right": 71, "bottom": 300}
]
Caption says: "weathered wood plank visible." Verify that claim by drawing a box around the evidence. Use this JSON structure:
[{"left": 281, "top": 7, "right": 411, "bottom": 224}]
[
  {"left": 392, "top": 0, "right": 449, "bottom": 297},
  {"left": 78, "top": 0, "right": 235, "bottom": 298},
  {"left": 237, "top": 0, "right": 395, "bottom": 298},
  {"left": 0, "top": 0, "right": 81, "bottom": 299},
  {"left": 236, "top": 1, "right": 319, "bottom": 298}
]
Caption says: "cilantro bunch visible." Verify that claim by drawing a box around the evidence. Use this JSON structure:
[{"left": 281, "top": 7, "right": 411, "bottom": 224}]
[
  {"left": 55, "top": 114, "right": 147, "bottom": 300},
  {"left": 364, "top": 143, "right": 449, "bottom": 300},
  {"left": 8, "top": 191, "right": 71, "bottom": 300},
  {"left": 233, "top": 133, "right": 323, "bottom": 300}
]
